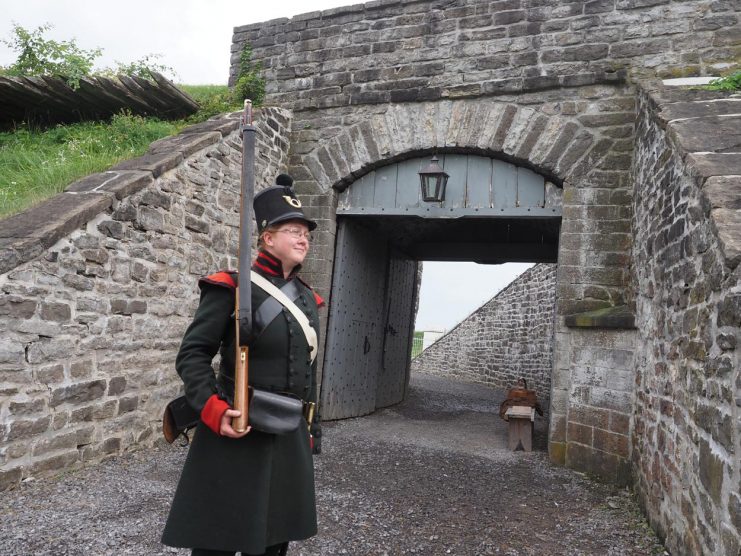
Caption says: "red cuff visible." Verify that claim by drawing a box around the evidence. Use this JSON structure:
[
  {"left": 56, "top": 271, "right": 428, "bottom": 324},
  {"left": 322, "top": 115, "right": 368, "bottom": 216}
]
[
  {"left": 201, "top": 394, "right": 230, "bottom": 435},
  {"left": 313, "top": 291, "right": 325, "bottom": 308}
]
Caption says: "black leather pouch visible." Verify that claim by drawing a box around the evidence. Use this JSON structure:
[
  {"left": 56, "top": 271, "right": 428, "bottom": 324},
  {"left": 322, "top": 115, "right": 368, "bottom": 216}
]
[{"left": 249, "top": 389, "right": 304, "bottom": 434}]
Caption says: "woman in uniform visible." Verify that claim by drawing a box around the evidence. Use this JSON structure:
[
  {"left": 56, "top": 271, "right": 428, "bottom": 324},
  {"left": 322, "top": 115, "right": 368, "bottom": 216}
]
[{"left": 162, "top": 176, "right": 323, "bottom": 556}]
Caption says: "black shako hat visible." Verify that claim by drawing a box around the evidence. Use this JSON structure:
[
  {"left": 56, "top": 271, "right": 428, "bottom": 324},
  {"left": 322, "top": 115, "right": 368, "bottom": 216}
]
[{"left": 253, "top": 174, "right": 317, "bottom": 232}]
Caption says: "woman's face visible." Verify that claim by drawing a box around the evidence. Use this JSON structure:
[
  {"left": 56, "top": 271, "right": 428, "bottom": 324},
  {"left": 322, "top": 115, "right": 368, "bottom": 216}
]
[{"left": 263, "top": 220, "right": 311, "bottom": 272}]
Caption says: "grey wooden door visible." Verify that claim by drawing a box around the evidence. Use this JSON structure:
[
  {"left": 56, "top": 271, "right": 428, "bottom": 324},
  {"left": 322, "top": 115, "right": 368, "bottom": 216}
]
[
  {"left": 376, "top": 249, "right": 418, "bottom": 408},
  {"left": 321, "top": 218, "right": 388, "bottom": 420}
]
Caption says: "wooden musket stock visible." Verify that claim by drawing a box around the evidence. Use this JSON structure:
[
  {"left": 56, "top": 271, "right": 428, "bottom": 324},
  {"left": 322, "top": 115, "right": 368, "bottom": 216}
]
[{"left": 232, "top": 100, "right": 255, "bottom": 434}]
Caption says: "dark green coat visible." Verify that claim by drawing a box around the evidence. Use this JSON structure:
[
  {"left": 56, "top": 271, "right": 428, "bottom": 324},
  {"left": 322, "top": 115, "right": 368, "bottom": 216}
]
[{"left": 161, "top": 258, "right": 321, "bottom": 554}]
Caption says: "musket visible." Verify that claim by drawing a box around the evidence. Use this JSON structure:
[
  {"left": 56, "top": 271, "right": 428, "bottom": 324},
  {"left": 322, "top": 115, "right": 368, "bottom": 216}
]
[{"left": 232, "top": 99, "right": 255, "bottom": 433}]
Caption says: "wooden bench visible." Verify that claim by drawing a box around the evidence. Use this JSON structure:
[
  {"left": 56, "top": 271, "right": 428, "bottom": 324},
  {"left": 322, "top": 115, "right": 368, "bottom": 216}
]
[{"left": 505, "top": 405, "right": 535, "bottom": 451}]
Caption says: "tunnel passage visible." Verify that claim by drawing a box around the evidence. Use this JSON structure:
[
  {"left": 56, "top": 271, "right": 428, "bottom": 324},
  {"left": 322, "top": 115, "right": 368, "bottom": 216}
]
[{"left": 320, "top": 154, "right": 561, "bottom": 420}]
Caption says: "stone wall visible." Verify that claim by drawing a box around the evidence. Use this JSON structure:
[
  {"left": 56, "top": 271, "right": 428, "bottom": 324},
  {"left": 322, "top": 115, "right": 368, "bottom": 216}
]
[
  {"left": 631, "top": 84, "right": 740, "bottom": 555},
  {"left": 0, "top": 108, "right": 294, "bottom": 490},
  {"left": 231, "top": 0, "right": 739, "bottom": 110},
  {"left": 410, "top": 264, "right": 556, "bottom": 408}
]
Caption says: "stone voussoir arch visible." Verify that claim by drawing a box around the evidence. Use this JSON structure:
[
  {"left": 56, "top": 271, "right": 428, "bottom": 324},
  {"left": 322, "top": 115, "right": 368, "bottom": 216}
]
[{"left": 296, "top": 99, "right": 608, "bottom": 193}]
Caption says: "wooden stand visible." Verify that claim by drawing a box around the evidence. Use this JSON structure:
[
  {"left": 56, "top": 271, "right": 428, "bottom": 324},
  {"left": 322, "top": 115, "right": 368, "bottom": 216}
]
[{"left": 505, "top": 405, "right": 535, "bottom": 451}]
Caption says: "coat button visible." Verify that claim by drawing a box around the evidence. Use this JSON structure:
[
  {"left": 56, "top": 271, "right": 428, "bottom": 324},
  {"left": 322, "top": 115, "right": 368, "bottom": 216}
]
[
  {"left": 289, "top": 355, "right": 295, "bottom": 362},
  {"left": 288, "top": 380, "right": 294, "bottom": 388},
  {"left": 289, "top": 367, "right": 295, "bottom": 376}
]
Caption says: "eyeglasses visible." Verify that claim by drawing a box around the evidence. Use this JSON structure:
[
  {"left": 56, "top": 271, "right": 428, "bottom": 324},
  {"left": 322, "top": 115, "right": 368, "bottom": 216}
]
[{"left": 275, "top": 228, "right": 313, "bottom": 241}]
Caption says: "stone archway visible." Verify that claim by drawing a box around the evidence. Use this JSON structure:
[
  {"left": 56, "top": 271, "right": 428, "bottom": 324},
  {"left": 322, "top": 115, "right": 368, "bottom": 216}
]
[
  {"left": 294, "top": 99, "right": 603, "bottom": 193},
  {"left": 288, "top": 95, "right": 636, "bottom": 484}
]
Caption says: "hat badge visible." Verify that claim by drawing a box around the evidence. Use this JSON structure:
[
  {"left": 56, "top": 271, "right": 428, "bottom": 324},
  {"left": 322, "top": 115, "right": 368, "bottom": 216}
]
[{"left": 283, "top": 195, "right": 302, "bottom": 208}]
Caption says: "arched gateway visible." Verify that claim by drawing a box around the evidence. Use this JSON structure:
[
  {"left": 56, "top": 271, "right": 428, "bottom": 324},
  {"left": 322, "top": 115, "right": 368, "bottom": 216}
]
[{"left": 321, "top": 153, "right": 562, "bottom": 419}]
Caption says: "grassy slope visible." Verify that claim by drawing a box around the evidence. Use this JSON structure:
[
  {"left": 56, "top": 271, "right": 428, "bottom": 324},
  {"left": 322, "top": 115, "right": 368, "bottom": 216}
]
[{"left": 0, "top": 85, "right": 240, "bottom": 218}]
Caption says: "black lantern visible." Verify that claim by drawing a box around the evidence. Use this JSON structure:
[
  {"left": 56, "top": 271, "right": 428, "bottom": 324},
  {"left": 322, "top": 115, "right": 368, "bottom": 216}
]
[{"left": 418, "top": 155, "right": 449, "bottom": 203}]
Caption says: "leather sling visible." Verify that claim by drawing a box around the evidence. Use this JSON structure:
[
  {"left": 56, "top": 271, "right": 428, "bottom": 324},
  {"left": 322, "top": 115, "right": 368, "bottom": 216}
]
[{"left": 250, "top": 271, "right": 318, "bottom": 363}]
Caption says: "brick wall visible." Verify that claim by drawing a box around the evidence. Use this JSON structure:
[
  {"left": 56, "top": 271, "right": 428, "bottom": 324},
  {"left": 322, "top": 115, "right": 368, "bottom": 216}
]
[
  {"left": 0, "top": 108, "right": 295, "bottom": 490},
  {"left": 411, "top": 263, "right": 556, "bottom": 408}
]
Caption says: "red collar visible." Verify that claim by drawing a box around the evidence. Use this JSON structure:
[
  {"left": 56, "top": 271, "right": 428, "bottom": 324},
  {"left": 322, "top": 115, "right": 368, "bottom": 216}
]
[{"left": 252, "top": 250, "right": 300, "bottom": 278}]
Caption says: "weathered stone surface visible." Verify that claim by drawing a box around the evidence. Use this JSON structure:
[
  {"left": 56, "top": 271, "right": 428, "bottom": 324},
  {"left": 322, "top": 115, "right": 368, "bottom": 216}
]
[
  {"left": 687, "top": 153, "right": 741, "bottom": 179},
  {"left": 178, "top": 117, "right": 239, "bottom": 136},
  {"left": 50, "top": 380, "right": 106, "bottom": 407},
  {"left": 39, "top": 302, "right": 72, "bottom": 322},
  {"left": 65, "top": 171, "right": 153, "bottom": 200},
  {"left": 412, "top": 265, "right": 556, "bottom": 407},
  {"left": 670, "top": 115, "right": 741, "bottom": 154},
  {"left": 699, "top": 438, "right": 725, "bottom": 505},
  {"left": 0, "top": 193, "right": 112, "bottom": 264},
  {"left": 703, "top": 175, "right": 741, "bottom": 210},
  {"left": 659, "top": 99, "right": 741, "bottom": 122},
  {"left": 0, "top": 295, "right": 36, "bottom": 319},
  {"left": 717, "top": 294, "right": 741, "bottom": 327},
  {"left": 564, "top": 305, "right": 636, "bottom": 329},
  {"left": 711, "top": 208, "right": 741, "bottom": 269},
  {"left": 632, "top": 84, "right": 741, "bottom": 556},
  {"left": 148, "top": 131, "right": 221, "bottom": 157},
  {"left": 0, "top": 467, "right": 22, "bottom": 491},
  {"left": 118, "top": 395, "right": 139, "bottom": 414},
  {"left": 108, "top": 376, "right": 126, "bottom": 396},
  {"left": 8, "top": 397, "right": 46, "bottom": 416},
  {"left": 6, "top": 416, "right": 51, "bottom": 441},
  {"left": 110, "top": 152, "right": 183, "bottom": 178},
  {"left": 29, "top": 451, "right": 79, "bottom": 476}
]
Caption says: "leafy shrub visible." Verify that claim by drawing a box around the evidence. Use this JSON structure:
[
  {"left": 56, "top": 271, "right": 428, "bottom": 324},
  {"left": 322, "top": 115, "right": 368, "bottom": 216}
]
[
  {"left": 1, "top": 23, "right": 177, "bottom": 88},
  {"left": 232, "top": 44, "right": 265, "bottom": 106},
  {"left": 101, "top": 54, "right": 177, "bottom": 81},
  {"left": 1, "top": 23, "right": 101, "bottom": 89},
  {"left": 704, "top": 71, "right": 741, "bottom": 92}
]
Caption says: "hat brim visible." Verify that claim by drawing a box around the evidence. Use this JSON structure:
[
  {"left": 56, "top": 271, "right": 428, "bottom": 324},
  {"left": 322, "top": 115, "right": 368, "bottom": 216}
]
[{"left": 268, "top": 213, "right": 317, "bottom": 231}]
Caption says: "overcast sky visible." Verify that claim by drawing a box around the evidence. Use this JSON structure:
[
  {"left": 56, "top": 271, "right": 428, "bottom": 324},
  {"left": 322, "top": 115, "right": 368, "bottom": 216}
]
[{"left": 1, "top": 0, "right": 535, "bottom": 331}]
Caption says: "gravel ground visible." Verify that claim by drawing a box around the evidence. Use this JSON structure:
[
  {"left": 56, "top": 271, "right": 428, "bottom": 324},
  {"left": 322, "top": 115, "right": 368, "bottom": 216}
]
[{"left": 0, "top": 373, "right": 666, "bottom": 556}]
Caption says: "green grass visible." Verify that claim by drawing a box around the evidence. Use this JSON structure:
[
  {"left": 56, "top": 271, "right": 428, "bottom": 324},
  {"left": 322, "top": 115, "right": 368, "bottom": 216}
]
[
  {"left": 0, "top": 85, "right": 241, "bottom": 218},
  {"left": 410, "top": 331, "right": 425, "bottom": 359}
]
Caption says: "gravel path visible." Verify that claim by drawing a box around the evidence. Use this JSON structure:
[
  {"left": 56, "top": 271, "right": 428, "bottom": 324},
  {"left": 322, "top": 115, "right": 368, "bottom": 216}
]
[{"left": 0, "top": 373, "right": 666, "bottom": 555}]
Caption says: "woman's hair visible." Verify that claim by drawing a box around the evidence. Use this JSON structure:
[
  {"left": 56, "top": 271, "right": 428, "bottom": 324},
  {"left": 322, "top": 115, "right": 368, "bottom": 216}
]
[{"left": 257, "top": 224, "right": 281, "bottom": 250}]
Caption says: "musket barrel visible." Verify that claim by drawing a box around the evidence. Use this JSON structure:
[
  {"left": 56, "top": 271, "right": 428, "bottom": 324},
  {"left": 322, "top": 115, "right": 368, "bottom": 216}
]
[{"left": 233, "top": 99, "right": 255, "bottom": 434}]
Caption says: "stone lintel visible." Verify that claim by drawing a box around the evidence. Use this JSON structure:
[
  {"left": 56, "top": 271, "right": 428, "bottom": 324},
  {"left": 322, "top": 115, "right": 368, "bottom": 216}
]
[
  {"left": 65, "top": 171, "right": 153, "bottom": 200},
  {"left": 564, "top": 305, "right": 636, "bottom": 329}
]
